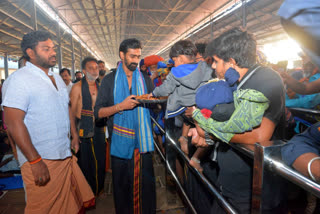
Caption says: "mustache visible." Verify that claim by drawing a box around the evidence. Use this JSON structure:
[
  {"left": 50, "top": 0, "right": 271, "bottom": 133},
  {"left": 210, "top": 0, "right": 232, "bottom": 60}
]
[
  {"left": 129, "top": 63, "right": 138, "bottom": 67},
  {"left": 49, "top": 56, "right": 56, "bottom": 60}
]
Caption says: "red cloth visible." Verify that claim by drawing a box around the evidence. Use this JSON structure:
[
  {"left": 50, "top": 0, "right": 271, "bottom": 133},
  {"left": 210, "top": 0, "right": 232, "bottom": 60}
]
[
  {"left": 200, "top": 109, "right": 212, "bottom": 119},
  {"left": 144, "top": 55, "right": 164, "bottom": 67}
]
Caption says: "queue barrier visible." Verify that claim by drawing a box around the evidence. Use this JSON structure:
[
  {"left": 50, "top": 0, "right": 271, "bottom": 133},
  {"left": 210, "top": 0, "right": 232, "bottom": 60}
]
[{"left": 151, "top": 116, "right": 320, "bottom": 214}]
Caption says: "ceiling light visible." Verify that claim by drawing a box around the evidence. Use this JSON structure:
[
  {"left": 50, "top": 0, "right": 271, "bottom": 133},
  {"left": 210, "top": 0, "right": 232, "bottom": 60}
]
[
  {"left": 156, "top": 0, "right": 253, "bottom": 57},
  {"left": 34, "top": 0, "right": 106, "bottom": 67}
]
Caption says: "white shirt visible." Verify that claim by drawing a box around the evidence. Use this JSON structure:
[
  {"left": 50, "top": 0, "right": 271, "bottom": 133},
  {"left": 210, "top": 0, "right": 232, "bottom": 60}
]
[
  {"left": 2, "top": 62, "right": 71, "bottom": 166},
  {"left": 66, "top": 81, "right": 73, "bottom": 94}
]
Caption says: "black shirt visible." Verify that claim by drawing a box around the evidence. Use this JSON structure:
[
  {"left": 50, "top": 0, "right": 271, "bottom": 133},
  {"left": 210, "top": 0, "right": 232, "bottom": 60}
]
[
  {"left": 94, "top": 71, "right": 154, "bottom": 136},
  {"left": 216, "top": 65, "right": 286, "bottom": 211}
]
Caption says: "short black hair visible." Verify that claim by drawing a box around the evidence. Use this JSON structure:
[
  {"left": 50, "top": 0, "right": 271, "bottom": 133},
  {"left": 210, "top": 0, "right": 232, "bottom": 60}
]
[
  {"left": 169, "top": 40, "right": 197, "bottom": 59},
  {"left": 18, "top": 55, "right": 27, "bottom": 68},
  {"left": 97, "top": 60, "right": 105, "bottom": 65},
  {"left": 81, "top": 57, "right": 98, "bottom": 70},
  {"left": 59, "top": 68, "right": 71, "bottom": 76},
  {"left": 195, "top": 42, "right": 207, "bottom": 57},
  {"left": 21, "top": 31, "right": 52, "bottom": 61},
  {"left": 206, "top": 28, "right": 257, "bottom": 68},
  {"left": 119, "top": 38, "right": 142, "bottom": 56},
  {"left": 75, "top": 71, "right": 82, "bottom": 75}
]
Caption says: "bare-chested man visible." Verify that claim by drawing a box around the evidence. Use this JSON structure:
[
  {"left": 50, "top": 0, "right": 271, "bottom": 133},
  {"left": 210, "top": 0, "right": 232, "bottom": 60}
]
[{"left": 70, "top": 57, "right": 106, "bottom": 196}]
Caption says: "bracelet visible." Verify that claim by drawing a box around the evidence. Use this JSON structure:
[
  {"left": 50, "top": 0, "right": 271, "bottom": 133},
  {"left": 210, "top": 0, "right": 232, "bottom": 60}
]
[
  {"left": 29, "top": 157, "right": 42, "bottom": 165},
  {"left": 115, "top": 104, "right": 123, "bottom": 114},
  {"left": 307, "top": 157, "right": 320, "bottom": 181},
  {"left": 204, "top": 132, "right": 214, "bottom": 145},
  {"left": 191, "top": 157, "right": 201, "bottom": 164}
]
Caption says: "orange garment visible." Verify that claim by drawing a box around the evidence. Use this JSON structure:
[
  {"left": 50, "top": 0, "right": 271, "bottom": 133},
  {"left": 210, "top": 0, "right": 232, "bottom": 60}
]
[
  {"left": 144, "top": 55, "right": 164, "bottom": 67},
  {"left": 21, "top": 156, "right": 95, "bottom": 214}
]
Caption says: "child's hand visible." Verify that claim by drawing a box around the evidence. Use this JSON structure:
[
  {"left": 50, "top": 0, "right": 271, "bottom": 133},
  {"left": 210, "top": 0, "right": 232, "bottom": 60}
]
[
  {"left": 185, "top": 106, "right": 196, "bottom": 118},
  {"left": 195, "top": 122, "right": 205, "bottom": 138},
  {"left": 147, "top": 93, "right": 153, "bottom": 99},
  {"left": 188, "top": 128, "right": 208, "bottom": 147}
]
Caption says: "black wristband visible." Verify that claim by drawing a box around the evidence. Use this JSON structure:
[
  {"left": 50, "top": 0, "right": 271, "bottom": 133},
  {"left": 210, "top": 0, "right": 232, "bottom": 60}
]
[{"left": 204, "top": 132, "right": 214, "bottom": 145}]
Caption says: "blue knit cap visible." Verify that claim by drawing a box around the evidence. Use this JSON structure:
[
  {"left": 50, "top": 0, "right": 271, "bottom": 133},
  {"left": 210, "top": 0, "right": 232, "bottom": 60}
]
[{"left": 196, "top": 67, "right": 239, "bottom": 110}]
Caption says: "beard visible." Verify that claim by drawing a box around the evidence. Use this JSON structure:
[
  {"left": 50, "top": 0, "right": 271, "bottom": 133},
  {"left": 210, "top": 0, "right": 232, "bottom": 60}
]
[
  {"left": 35, "top": 52, "right": 56, "bottom": 68},
  {"left": 124, "top": 58, "right": 138, "bottom": 71},
  {"left": 86, "top": 71, "right": 98, "bottom": 81},
  {"left": 99, "top": 69, "right": 106, "bottom": 76}
]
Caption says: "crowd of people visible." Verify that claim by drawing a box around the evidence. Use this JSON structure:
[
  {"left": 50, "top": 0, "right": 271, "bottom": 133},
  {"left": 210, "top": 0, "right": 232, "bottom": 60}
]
[{"left": 0, "top": 0, "right": 319, "bottom": 213}]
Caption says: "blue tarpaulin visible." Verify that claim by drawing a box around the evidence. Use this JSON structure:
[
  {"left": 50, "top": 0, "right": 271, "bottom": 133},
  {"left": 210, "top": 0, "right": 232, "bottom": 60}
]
[{"left": 0, "top": 176, "right": 23, "bottom": 190}]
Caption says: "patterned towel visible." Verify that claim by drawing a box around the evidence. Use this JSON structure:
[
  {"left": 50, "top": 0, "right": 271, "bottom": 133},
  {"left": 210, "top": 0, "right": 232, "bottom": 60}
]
[
  {"left": 193, "top": 89, "right": 269, "bottom": 143},
  {"left": 79, "top": 78, "right": 99, "bottom": 138},
  {"left": 111, "top": 63, "right": 154, "bottom": 159}
]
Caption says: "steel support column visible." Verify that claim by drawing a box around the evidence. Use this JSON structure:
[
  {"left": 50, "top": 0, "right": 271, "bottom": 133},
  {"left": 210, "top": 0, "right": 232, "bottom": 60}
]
[
  {"left": 251, "top": 143, "right": 264, "bottom": 214},
  {"left": 4, "top": 53, "right": 9, "bottom": 79},
  {"left": 80, "top": 45, "right": 83, "bottom": 66},
  {"left": 242, "top": 0, "right": 247, "bottom": 29},
  {"left": 57, "top": 24, "right": 63, "bottom": 71},
  {"left": 210, "top": 20, "right": 214, "bottom": 39},
  {"left": 31, "top": 0, "right": 38, "bottom": 31},
  {"left": 71, "top": 36, "right": 75, "bottom": 80}
]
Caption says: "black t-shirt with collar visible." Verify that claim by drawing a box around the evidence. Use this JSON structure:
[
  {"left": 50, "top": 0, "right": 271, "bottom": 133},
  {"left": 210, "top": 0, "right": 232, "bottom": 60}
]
[
  {"left": 94, "top": 71, "right": 154, "bottom": 136},
  {"left": 216, "top": 65, "right": 286, "bottom": 211}
]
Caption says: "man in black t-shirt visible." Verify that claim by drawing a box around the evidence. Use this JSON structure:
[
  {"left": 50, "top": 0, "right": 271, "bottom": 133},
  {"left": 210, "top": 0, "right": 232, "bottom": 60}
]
[
  {"left": 188, "top": 28, "right": 286, "bottom": 213},
  {"left": 94, "top": 39, "right": 156, "bottom": 214}
]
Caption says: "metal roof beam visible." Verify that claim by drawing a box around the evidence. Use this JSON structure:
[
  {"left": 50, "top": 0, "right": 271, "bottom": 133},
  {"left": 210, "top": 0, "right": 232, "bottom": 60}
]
[
  {"left": 90, "top": 0, "right": 114, "bottom": 58},
  {"left": 71, "top": 23, "right": 188, "bottom": 27},
  {"left": 143, "top": 0, "right": 185, "bottom": 51},
  {"left": 76, "top": 0, "right": 109, "bottom": 58},
  {"left": 57, "top": 8, "right": 193, "bottom": 13},
  {"left": 0, "top": 28, "right": 22, "bottom": 41},
  {"left": 101, "top": 0, "right": 115, "bottom": 60},
  {"left": 0, "top": 1, "right": 29, "bottom": 29}
]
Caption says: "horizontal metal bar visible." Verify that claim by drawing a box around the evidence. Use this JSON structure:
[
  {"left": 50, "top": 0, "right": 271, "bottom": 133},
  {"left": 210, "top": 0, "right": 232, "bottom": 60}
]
[
  {"left": 151, "top": 117, "right": 238, "bottom": 214},
  {"left": 229, "top": 142, "right": 320, "bottom": 198},
  {"left": 288, "top": 107, "right": 320, "bottom": 115},
  {"left": 264, "top": 155, "right": 320, "bottom": 198},
  {"left": 154, "top": 115, "right": 320, "bottom": 210}
]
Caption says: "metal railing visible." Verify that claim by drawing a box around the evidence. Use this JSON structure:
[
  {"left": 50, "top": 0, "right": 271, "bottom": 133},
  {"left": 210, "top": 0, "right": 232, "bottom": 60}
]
[
  {"left": 151, "top": 116, "right": 320, "bottom": 214},
  {"left": 152, "top": 125, "right": 198, "bottom": 214},
  {"left": 228, "top": 141, "right": 320, "bottom": 213},
  {"left": 151, "top": 116, "right": 238, "bottom": 214},
  {"left": 288, "top": 107, "right": 320, "bottom": 116}
]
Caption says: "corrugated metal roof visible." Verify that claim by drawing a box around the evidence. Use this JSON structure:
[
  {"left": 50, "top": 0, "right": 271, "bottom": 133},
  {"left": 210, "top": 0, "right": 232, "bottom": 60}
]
[{"left": 0, "top": 0, "right": 286, "bottom": 69}]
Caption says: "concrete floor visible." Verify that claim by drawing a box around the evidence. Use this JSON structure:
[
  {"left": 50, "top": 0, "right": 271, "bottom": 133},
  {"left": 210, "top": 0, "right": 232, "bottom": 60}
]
[
  {"left": 0, "top": 189, "right": 25, "bottom": 214},
  {"left": 0, "top": 153, "right": 185, "bottom": 214},
  {"left": 88, "top": 153, "right": 185, "bottom": 213}
]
